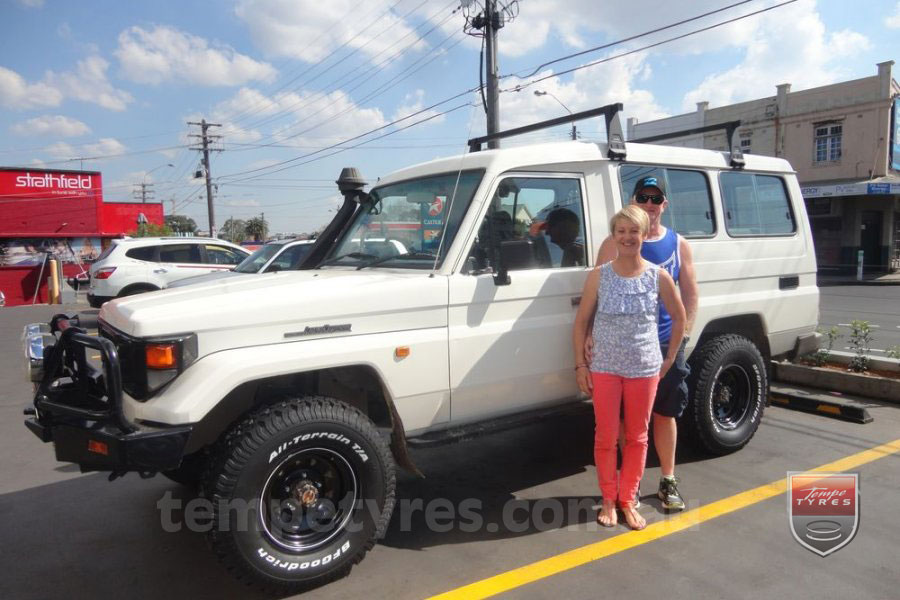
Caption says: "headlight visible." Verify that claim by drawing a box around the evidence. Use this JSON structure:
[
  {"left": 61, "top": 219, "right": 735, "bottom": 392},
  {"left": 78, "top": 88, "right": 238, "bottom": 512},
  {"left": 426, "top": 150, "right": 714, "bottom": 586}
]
[{"left": 100, "top": 324, "right": 197, "bottom": 400}]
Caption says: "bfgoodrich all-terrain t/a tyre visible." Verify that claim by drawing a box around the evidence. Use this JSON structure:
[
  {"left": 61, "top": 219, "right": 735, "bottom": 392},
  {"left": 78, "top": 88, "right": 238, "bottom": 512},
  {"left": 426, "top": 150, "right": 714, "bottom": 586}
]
[
  {"left": 205, "top": 397, "right": 395, "bottom": 594},
  {"left": 686, "top": 334, "right": 767, "bottom": 455}
]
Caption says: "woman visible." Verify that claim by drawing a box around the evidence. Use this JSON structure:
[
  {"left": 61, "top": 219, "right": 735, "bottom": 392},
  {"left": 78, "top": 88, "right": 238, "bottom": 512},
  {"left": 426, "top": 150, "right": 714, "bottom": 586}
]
[{"left": 573, "top": 205, "right": 686, "bottom": 530}]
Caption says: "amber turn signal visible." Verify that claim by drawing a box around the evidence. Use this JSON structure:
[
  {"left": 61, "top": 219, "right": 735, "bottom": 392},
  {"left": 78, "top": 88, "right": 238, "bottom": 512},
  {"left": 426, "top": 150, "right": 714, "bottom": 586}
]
[
  {"left": 87, "top": 440, "right": 108, "bottom": 455},
  {"left": 394, "top": 346, "right": 410, "bottom": 358},
  {"left": 146, "top": 343, "right": 177, "bottom": 369}
]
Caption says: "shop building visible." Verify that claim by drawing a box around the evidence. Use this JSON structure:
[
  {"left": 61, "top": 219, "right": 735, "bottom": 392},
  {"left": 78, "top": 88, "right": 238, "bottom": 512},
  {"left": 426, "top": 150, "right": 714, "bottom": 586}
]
[
  {"left": 0, "top": 167, "right": 164, "bottom": 305},
  {"left": 627, "top": 61, "right": 900, "bottom": 273}
]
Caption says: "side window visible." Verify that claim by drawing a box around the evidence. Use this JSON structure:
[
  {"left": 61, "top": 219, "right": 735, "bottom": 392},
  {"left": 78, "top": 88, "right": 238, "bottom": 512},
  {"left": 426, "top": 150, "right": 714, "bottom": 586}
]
[
  {"left": 205, "top": 245, "right": 245, "bottom": 265},
  {"left": 467, "top": 176, "right": 586, "bottom": 272},
  {"left": 269, "top": 244, "right": 312, "bottom": 270},
  {"left": 159, "top": 243, "right": 202, "bottom": 263},
  {"left": 720, "top": 173, "right": 796, "bottom": 236},
  {"left": 619, "top": 165, "right": 715, "bottom": 236},
  {"left": 125, "top": 246, "right": 157, "bottom": 262}
]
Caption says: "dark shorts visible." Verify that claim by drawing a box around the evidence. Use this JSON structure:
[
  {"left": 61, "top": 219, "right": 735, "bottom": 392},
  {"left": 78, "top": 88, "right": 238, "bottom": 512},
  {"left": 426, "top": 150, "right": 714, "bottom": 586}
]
[{"left": 654, "top": 339, "right": 691, "bottom": 418}]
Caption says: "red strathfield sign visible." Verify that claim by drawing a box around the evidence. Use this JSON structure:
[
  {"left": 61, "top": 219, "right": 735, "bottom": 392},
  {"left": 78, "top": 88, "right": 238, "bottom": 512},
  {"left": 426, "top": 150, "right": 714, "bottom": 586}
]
[
  {"left": 0, "top": 169, "right": 101, "bottom": 199},
  {"left": 788, "top": 472, "right": 859, "bottom": 556}
]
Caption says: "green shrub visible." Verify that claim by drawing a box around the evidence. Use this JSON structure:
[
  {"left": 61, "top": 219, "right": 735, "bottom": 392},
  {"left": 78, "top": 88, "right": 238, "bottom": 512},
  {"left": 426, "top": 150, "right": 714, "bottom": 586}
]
[{"left": 848, "top": 320, "right": 873, "bottom": 372}]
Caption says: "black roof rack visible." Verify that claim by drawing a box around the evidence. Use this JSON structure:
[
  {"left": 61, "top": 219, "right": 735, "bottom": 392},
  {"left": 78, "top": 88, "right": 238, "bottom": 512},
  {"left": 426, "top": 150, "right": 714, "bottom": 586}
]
[
  {"left": 631, "top": 120, "right": 745, "bottom": 168},
  {"left": 467, "top": 103, "right": 626, "bottom": 160}
]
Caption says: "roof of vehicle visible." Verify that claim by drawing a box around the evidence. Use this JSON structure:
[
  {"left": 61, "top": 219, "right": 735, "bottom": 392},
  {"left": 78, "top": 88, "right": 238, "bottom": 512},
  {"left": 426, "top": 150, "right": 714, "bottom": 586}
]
[
  {"left": 112, "top": 237, "right": 246, "bottom": 247},
  {"left": 375, "top": 140, "right": 795, "bottom": 187}
]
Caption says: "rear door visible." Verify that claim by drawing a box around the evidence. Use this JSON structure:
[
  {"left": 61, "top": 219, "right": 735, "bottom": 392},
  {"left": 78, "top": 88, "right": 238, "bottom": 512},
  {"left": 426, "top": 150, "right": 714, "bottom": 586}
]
[
  {"left": 156, "top": 243, "right": 206, "bottom": 285},
  {"left": 448, "top": 173, "right": 591, "bottom": 422}
]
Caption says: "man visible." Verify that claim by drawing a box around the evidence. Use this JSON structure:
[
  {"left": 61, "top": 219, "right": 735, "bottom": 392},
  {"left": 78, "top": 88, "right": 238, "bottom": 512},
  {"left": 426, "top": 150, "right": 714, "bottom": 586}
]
[
  {"left": 544, "top": 208, "right": 585, "bottom": 267},
  {"left": 591, "top": 175, "right": 698, "bottom": 511}
]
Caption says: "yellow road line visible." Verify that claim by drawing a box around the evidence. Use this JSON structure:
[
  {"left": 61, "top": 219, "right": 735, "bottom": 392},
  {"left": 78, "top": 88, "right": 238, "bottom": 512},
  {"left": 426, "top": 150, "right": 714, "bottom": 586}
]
[{"left": 428, "top": 438, "right": 900, "bottom": 600}]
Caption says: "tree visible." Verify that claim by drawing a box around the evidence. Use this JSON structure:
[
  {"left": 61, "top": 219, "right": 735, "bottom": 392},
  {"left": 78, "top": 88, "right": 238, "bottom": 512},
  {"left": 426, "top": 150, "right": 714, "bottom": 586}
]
[
  {"left": 165, "top": 215, "right": 198, "bottom": 234},
  {"left": 128, "top": 222, "right": 173, "bottom": 237},
  {"left": 220, "top": 218, "right": 246, "bottom": 243},
  {"left": 245, "top": 216, "right": 268, "bottom": 242}
]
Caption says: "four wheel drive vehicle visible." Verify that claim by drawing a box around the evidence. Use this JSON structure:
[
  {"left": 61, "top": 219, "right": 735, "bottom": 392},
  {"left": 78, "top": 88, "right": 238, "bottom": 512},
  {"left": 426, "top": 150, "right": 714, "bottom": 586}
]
[
  {"left": 167, "top": 238, "right": 314, "bottom": 288},
  {"left": 87, "top": 237, "right": 250, "bottom": 307},
  {"left": 22, "top": 104, "right": 820, "bottom": 593}
]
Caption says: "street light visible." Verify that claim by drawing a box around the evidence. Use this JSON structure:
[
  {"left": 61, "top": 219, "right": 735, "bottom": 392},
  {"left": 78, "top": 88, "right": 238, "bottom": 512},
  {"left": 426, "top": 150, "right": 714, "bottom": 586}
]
[
  {"left": 534, "top": 90, "right": 577, "bottom": 140},
  {"left": 144, "top": 163, "right": 175, "bottom": 185}
]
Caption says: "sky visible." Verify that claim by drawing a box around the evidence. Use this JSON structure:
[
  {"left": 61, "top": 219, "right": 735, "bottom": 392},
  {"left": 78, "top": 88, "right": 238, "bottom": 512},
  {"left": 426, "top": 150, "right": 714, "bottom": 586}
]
[{"left": 1, "top": 0, "right": 898, "bottom": 235}]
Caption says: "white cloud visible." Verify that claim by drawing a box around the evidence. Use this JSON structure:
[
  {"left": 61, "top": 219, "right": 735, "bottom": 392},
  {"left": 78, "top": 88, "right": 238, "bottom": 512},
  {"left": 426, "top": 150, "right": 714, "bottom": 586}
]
[
  {"left": 391, "top": 89, "right": 445, "bottom": 125},
  {"left": 682, "top": 2, "right": 871, "bottom": 110},
  {"left": 10, "top": 115, "right": 91, "bottom": 137},
  {"left": 46, "top": 138, "right": 126, "bottom": 160},
  {"left": 44, "top": 56, "right": 134, "bottom": 111},
  {"left": 115, "top": 25, "right": 276, "bottom": 86},
  {"left": 235, "top": 0, "right": 426, "bottom": 63},
  {"left": 884, "top": 2, "right": 900, "bottom": 28},
  {"left": 496, "top": 53, "right": 667, "bottom": 139},
  {"left": 0, "top": 66, "right": 63, "bottom": 109}
]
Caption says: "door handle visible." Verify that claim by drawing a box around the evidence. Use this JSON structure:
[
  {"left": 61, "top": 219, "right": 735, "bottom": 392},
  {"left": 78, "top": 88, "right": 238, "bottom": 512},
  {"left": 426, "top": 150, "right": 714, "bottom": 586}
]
[
  {"left": 154, "top": 268, "right": 168, "bottom": 274},
  {"left": 571, "top": 295, "right": 581, "bottom": 307}
]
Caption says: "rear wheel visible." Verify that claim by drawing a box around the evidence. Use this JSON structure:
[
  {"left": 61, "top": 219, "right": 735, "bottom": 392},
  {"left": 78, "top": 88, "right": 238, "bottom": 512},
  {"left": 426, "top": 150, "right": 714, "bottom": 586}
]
[
  {"left": 205, "top": 397, "right": 395, "bottom": 594},
  {"left": 686, "top": 334, "right": 767, "bottom": 455}
]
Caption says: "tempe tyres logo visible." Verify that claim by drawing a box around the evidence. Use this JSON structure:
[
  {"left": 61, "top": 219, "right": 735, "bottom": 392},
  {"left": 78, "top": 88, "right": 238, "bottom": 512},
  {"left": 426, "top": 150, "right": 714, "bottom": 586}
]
[{"left": 788, "top": 472, "right": 859, "bottom": 556}]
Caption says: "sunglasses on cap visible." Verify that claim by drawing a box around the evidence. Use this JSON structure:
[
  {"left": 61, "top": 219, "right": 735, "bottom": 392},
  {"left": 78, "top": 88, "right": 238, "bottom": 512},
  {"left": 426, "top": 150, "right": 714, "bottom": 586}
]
[{"left": 636, "top": 193, "right": 664, "bottom": 205}]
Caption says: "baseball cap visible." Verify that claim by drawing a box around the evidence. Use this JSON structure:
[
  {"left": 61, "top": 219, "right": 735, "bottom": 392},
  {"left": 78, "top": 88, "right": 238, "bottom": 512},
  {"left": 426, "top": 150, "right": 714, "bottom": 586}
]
[{"left": 632, "top": 175, "right": 665, "bottom": 197}]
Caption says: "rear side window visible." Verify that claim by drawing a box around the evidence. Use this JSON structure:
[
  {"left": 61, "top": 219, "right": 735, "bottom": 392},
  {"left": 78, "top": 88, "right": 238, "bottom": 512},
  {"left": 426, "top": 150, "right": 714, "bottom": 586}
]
[
  {"left": 720, "top": 173, "right": 796, "bottom": 236},
  {"left": 205, "top": 245, "right": 245, "bottom": 265},
  {"left": 159, "top": 244, "right": 202, "bottom": 263},
  {"left": 619, "top": 165, "right": 715, "bottom": 237},
  {"left": 125, "top": 246, "right": 157, "bottom": 261}
]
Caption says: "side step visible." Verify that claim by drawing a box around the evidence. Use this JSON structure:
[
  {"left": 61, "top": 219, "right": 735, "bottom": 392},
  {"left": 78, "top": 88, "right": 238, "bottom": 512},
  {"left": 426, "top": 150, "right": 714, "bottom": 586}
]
[
  {"left": 769, "top": 383, "right": 874, "bottom": 424},
  {"left": 407, "top": 401, "right": 592, "bottom": 448}
]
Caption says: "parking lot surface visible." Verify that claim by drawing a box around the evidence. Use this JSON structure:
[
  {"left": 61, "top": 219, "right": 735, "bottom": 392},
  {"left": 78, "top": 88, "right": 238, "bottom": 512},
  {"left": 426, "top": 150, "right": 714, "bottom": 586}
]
[{"left": 2, "top": 304, "right": 898, "bottom": 599}]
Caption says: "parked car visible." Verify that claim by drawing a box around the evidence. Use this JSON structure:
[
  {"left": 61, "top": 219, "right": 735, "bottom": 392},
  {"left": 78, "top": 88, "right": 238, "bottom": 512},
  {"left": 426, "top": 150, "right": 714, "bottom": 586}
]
[
  {"left": 86, "top": 237, "right": 250, "bottom": 307},
  {"left": 167, "top": 239, "right": 314, "bottom": 288},
  {"left": 23, "top": 104, "right": 819, "bottom": 593}
]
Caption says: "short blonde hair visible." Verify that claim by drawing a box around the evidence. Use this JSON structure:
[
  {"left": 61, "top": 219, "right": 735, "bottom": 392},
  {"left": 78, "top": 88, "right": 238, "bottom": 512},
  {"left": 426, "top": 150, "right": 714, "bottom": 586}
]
[{"left": 609, "top": 204, "right": 650, "bottom": 236}]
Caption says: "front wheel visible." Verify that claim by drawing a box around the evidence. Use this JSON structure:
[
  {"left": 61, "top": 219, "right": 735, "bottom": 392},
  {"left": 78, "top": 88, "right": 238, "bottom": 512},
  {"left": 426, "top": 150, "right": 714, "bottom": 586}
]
[
  {"left": 205, "top": 397, "right": 395, "bottom": 594},
  {"left": 686, "top": 334, "right": 767, "bottom": 455}
]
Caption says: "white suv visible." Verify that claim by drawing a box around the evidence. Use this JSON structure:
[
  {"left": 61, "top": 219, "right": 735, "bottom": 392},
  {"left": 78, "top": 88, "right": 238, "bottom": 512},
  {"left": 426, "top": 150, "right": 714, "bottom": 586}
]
[
  {"left": 87, "top": 237, "right": 249, "bottom": 307},
  {"left": 167, "top": 238, "right": 315, "bottom": 288},
  {"left": 24, "top": 104, "right": 819, "bottom": 594}
]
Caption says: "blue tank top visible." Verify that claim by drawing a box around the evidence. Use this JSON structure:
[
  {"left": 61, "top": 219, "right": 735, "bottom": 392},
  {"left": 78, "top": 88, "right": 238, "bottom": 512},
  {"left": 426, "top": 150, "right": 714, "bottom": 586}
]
[{"left": 640, "top": 227, "right": 680, "bottom": 343}]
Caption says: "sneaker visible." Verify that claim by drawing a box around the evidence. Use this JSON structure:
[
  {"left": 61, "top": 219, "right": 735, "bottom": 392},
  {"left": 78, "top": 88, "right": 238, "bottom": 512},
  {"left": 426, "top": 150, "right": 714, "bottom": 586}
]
[{"left": 658, "top": 476, "right": 685, "bottom": 511}]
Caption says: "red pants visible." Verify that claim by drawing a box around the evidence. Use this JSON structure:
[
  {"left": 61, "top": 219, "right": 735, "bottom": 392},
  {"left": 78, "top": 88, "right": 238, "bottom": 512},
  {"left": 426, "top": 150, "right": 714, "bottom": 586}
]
[{"left": 591, "top": 372, "right": 659, "bottom": 504}]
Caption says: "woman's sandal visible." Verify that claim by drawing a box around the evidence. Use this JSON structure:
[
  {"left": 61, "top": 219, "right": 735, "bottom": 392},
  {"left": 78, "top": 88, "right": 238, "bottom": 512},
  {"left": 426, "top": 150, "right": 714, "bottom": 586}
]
[
  {"left": 597, "top": 501, "right": 617, "bottom": 527},
  {"left": 618, "top": 501, "right": 646, "bottom": 531}
]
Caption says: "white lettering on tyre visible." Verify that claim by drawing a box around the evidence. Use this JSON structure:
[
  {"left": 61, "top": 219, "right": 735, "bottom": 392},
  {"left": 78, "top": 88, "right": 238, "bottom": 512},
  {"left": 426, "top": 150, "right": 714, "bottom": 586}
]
[
  {"left": 256, "top": 540, "right": 351, "bottom": 571},
  {"left": 269, "top": 431, "right": 370, "bottom": 463}
]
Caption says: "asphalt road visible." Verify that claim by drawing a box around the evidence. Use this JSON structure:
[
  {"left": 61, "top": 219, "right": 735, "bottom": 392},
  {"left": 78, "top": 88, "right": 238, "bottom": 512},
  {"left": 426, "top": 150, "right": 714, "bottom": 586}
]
[
  {"left": 819, "top": 284, "right": 900, "bottom": 355},
  {"left": 2, "top": 303, "right": 899, "bottom": 600}
]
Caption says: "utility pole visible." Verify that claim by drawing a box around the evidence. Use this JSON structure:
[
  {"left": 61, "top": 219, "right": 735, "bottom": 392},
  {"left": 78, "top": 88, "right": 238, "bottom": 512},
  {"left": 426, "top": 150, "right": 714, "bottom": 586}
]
[
  {"left": 484, "top": 0, "right": 500, "bottom": 148},
  {"left": 133, "top": 182, "right": 155, "bottom": 203},
  {"left": 465, "top": 1, "right": 515, "bottom": 149},
  {"left": 188, "top": 119, "right": 222, "bottom": 237}
]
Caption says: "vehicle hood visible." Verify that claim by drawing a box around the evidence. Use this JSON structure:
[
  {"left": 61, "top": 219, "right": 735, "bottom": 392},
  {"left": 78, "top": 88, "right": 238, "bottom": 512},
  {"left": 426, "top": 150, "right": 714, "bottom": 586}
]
[{"left": 99, "top": 269, "right": 449, "bottom": 354}]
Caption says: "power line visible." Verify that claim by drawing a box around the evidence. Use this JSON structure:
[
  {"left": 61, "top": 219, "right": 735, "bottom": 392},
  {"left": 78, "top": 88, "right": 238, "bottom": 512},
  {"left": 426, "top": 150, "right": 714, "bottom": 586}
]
[{"left": 500, "top": 0, "right": 798, "bottom": 95}]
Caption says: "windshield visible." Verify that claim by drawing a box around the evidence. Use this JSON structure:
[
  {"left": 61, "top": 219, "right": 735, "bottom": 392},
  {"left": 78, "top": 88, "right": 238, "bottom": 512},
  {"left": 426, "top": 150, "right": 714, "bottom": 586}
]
[
  {"left": 234, "top": 243, "right": 281, "bottom": 273},
  {"left": 326, "top": 170, "right": 484, "bottom": 269}
]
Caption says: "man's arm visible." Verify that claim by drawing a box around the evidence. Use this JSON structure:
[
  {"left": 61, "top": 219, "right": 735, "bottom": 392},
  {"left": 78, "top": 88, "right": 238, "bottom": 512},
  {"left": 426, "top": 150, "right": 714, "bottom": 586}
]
[{"left": 678, "top": 236, "right": 699, "bottom": 335}]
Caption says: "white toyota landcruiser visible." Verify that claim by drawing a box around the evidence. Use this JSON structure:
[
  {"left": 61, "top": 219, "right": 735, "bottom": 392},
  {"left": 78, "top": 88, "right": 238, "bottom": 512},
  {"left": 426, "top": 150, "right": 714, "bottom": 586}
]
[{"left": 23, "top": 105, "right": 819, "bottom": 593}]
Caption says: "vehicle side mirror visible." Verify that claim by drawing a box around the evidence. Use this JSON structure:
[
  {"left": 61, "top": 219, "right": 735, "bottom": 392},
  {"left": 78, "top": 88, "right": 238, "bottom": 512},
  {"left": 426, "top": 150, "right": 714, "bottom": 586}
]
[{"left": 493, "top": 239, "right": 534, "bottom": 286}]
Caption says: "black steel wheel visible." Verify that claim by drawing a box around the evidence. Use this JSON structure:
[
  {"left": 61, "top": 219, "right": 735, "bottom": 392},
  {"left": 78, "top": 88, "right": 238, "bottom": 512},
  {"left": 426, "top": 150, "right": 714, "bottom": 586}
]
[
  {"left": 205, "top": 396, "right": 395, "bottom": 594},
  {"left": 686, "top": 334, "right": 767, "bottom": 455}
]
